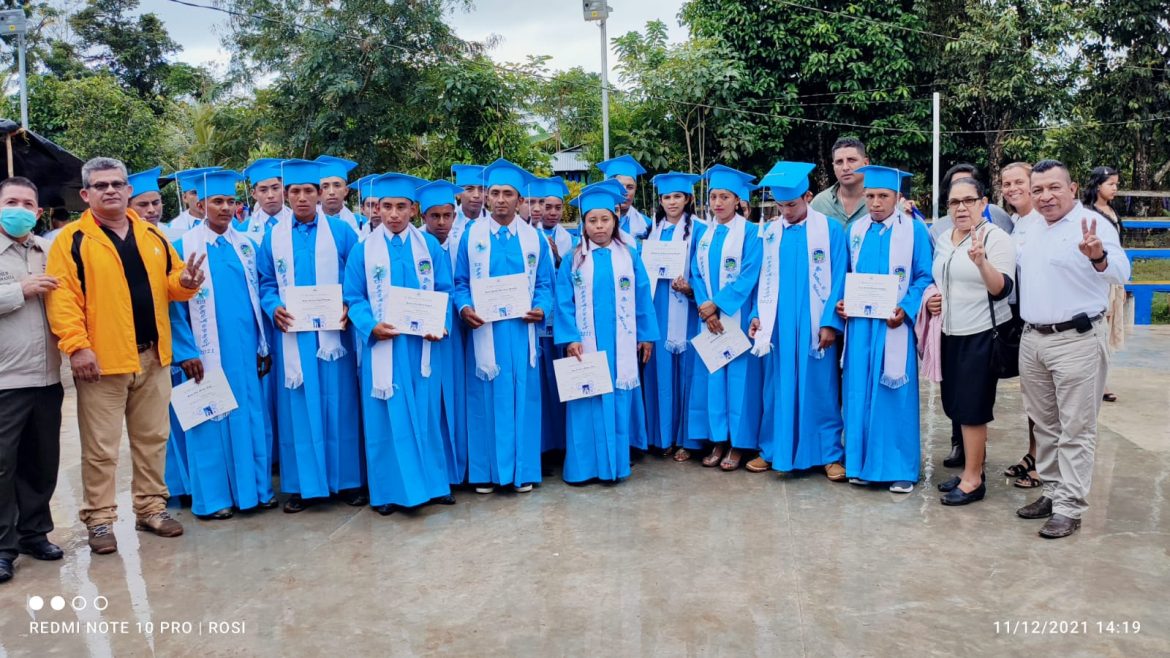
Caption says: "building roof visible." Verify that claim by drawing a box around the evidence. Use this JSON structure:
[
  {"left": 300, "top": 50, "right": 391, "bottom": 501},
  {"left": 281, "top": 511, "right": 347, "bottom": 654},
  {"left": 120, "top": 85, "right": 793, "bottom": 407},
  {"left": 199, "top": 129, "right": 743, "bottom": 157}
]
[{"left": 551, "top": 146, "right": 590, "bottom": 174}]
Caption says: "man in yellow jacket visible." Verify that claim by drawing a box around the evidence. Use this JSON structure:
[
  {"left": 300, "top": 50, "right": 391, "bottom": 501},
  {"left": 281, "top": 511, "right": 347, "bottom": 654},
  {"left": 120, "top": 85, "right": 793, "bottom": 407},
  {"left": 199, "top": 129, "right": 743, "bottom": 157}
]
[{"left": 46, "top": 157, "right": 206, "bottom": 555}]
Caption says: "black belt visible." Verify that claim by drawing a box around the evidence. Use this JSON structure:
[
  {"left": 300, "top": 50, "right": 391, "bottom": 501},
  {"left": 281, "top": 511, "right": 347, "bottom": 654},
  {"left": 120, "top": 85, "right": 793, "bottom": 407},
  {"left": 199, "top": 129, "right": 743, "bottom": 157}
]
[
  {"left": 1027, "top": 313, "right": 1103, "bottom": 335},
  {"left": 136, "top": 340, "right": 156, "bottom": 353}
]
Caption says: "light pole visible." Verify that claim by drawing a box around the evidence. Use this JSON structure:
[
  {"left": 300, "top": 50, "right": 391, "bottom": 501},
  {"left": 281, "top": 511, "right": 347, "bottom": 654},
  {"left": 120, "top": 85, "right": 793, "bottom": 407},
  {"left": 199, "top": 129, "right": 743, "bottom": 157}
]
[
  {"left": 583, "top": 1, "right": 612, "bottom": 160},
  {"left": 0, "top": 9, "right": 29, "bottom": 130}
]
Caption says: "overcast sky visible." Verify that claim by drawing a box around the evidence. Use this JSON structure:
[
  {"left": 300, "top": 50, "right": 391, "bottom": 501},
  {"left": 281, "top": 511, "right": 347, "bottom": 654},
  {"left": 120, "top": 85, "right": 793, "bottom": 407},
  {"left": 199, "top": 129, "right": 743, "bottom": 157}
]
[{"left": 153, "top": 0, "right": 688, "bottom": 82}]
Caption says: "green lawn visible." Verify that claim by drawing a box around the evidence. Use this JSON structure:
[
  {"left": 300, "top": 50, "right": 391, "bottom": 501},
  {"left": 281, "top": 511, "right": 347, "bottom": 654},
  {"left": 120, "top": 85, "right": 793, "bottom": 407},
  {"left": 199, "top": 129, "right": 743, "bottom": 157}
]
[{"left": 1130, "top": 259, "right": 1170, "bottom": 324}]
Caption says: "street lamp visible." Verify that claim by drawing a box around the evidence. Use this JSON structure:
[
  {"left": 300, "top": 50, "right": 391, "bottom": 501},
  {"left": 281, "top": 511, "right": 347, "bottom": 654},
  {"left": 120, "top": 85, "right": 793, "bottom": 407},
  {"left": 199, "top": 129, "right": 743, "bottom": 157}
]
[
  {"left": 0, "top": 9, "right": 28, "bottom": 129},
  {"left": 583, "top": 1, "right": 612, "bottom": 160}
]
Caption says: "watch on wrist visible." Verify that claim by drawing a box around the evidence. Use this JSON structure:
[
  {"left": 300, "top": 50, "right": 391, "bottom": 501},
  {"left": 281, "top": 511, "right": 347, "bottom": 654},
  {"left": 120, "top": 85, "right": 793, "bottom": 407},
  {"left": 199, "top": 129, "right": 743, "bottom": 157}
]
[{"left": 1090, "top": 250, "right": 1108, "bottom": 265}]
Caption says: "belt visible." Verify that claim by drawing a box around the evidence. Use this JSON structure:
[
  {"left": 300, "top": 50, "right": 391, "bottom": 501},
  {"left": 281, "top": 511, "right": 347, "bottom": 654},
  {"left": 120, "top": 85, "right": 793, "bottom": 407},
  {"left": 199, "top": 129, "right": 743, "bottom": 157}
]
[
  {"left": 136, "top": 340, "right": 156, "bottom": 353},
  {"left": 1027, "top": 313, "right": 1103, "bottom": 335}
]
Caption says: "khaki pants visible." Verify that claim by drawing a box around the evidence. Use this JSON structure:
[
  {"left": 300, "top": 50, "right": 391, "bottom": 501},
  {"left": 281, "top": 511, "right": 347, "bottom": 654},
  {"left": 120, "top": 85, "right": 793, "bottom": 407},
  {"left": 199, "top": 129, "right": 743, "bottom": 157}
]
[
  {"left": 1019, "top": 320, "right": 1108, "bottom": 519},
  {"left": 75, "top": 349, "right": 172, "bottom": 527}
]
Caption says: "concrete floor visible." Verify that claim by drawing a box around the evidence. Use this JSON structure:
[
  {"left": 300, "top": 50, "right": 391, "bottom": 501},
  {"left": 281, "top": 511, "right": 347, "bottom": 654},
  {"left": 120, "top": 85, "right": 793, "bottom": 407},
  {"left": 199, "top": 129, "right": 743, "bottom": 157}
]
[{"left": 2, "top": 328, "right": 1168, "bottom": 657}]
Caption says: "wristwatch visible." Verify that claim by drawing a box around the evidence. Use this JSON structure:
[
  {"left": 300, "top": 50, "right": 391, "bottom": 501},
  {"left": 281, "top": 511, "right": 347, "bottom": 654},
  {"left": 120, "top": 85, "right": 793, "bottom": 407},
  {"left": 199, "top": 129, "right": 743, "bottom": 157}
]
[{"left": 1090, "top": 250, "right": 1108, "bottom": 265}]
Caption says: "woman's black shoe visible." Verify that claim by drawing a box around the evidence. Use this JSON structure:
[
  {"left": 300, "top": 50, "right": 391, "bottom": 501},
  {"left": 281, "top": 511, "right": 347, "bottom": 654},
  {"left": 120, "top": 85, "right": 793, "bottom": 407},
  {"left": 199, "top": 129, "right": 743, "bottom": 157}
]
[
  {"left": 283, "top": 495, "right": 310, "bottom": 513},
  {"left": 943, "top": 442, "right": 965, "bottom": 468},
  {"left": 372, "top": 504, "right": 399, "bottom": 516},
  {"left": 197, "top": 508, "right": 234, "bottom": 520},
  {"left": 937, "top": 476, "right": 961, "bottom": 493},
  {"left": 940, "top": 482, "right": 986, "bottom": 506},
  {"left": 432, "top": 495, "right": 456, "bottom": 506}
]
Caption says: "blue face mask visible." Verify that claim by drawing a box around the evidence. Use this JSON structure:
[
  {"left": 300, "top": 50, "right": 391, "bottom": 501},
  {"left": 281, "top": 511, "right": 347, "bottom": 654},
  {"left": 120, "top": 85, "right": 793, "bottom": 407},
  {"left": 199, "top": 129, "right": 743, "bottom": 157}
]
[{"left": 0, "top": 206, "right": 37, "bottom": 238}]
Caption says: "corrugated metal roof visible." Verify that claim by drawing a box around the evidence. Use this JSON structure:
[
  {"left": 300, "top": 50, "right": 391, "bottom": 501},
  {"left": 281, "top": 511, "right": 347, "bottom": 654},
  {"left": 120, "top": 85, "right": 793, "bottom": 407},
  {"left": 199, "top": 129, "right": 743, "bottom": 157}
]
[{"left": 551, "top": 147, "right": 590, "bottom": 173}]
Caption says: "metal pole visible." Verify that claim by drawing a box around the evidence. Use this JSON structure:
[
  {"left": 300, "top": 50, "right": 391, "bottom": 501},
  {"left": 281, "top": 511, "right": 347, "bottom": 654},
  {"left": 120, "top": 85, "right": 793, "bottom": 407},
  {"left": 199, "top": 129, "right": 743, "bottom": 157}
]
[
  {"left": 17, "top": 31, "right": 28, "bottom": 129},
  {"left": 931, "top": 92, "right": 940, "bottom": 221},
  {"left": 599, "top": 19, "right": 610, "bottom": 161}
]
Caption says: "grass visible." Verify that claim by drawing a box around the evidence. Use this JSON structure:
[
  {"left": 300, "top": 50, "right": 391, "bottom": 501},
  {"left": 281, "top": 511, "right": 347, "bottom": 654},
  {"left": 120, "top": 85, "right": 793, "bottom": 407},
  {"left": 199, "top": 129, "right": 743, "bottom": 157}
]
[{"left": 1130, "top": 259, "right": 1170, "bottom": 281}]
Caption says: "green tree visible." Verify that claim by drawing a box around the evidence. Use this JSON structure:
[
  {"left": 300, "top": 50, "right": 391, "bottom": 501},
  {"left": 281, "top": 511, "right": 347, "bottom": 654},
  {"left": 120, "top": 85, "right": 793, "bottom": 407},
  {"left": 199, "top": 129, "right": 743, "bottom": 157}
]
[{"left": 70, "top": 0, "right": 183, "bottom": 108}]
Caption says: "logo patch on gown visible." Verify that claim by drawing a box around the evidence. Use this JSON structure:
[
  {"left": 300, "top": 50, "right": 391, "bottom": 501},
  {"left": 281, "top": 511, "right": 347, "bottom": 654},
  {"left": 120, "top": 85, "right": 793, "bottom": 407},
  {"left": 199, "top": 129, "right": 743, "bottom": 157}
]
[
  {"left": 618, "top": 276, "right": 632, "bottom": 290},
  {"left": 893, "top": 266, "right": 907, "bottom": 282},
  {"left": 722, "top": 257, "right": 738, "bottom": 271},
  {"left": 812, "top": 248, "right": 826, "bottom": 263},
  {"left": 418, "top": 259, "right": 432, "bottom": 275},
  {"left": 526, "top": 252, "right": 538, "bottom": 268},
  {"left": 240, "top": 244, "right": 253, "bottom": 257}
]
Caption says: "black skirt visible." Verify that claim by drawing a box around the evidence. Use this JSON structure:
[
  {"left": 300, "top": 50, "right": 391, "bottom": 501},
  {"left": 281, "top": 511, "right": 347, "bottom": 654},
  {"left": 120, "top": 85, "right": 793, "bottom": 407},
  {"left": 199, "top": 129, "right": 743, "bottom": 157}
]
[{"left": 940, "top": 328, "right": 999, "bottom": 425}]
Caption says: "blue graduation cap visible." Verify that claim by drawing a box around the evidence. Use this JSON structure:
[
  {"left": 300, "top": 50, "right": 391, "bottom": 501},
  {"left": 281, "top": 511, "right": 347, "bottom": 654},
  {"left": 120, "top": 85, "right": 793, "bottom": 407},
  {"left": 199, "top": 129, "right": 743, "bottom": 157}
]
[
  {"left": 651, "top": 171, "right": 701, "bottom": 197},
  {"left": 570, "top": 180, "right": 627, "bottom": 216},
  {"left": 370, "top": 173, "right": 427, "bottom": 202},
  {"left": 280, "top": 159, "right": 325, "bottom": 187},
  {"left": 243, "top": 158, "right": 284, "bottom": 187},
  {"left": 528, "top": 176, "right": 570, "bottom": 200},
  {"left": 127, "top": 167, "right": 170, "bottom": 199},
  {"left": 856, "top": 165, "right": 912, "bottom": 193},
  {"left": 315, "top": 155, "right": 358, "bottom": 183},
  {"left": 451, "top": 164, "right": 485, "bottom": 188},
  {"left": 416, "top": 180, "right": 463, "bottom": 215},
  {"left": 352, "top": 174, "right": 378, "bottom": 201},
  {"left": 758, "top": 161, "right": 816, "bottom": 201},
  {"left": 482, "top": 158, "right": 536, "bottom": 194},
  {"left": 596, "top": 154, "right": 646, "bottom": 180},
  {"left": 193, "top": 170, "right": 245, "bottom": 201},
  {"left": 703, "top": 164, "right": 756, "bottom": 201},
  {"left": 175, "top": 166, "right": 224, "bottom": 193}
]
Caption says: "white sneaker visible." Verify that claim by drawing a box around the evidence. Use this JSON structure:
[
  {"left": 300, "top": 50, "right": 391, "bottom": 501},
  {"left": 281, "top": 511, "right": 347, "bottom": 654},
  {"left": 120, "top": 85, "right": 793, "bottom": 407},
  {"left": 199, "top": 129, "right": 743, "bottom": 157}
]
[
  {"left": 513, "top": 484, "right": 533, "bottom": 493},
  {"left": 889, "top": 481, "right": 915, "bottom": 494},
  {"left": 475, "top": 485, "right": 496, "bottom": 494},
  {"left": 848, "top": 477, "right": 869, "bottom": 486}
]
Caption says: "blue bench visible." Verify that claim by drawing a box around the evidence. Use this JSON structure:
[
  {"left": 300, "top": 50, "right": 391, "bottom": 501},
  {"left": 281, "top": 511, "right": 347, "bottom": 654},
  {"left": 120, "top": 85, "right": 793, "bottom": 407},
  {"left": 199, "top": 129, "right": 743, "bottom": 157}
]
[
  {"left": 1127, "top": 281, "right": 1170, "bottom": 324},
  {"left": 1127, "top": 248, "right": 1170, "bottom": 260}
]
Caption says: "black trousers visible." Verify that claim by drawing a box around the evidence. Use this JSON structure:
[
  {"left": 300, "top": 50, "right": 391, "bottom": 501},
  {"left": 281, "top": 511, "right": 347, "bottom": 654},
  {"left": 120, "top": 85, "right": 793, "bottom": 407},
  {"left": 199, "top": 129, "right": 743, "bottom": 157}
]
[{"left": 0, "top": 384, "right": 63, "bottom": 560}]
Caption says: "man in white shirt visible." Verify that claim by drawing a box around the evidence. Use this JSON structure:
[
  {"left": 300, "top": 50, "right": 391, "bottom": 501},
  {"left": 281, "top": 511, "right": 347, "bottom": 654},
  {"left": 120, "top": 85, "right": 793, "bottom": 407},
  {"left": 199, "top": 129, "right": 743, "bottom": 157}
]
[{"left": 1014, "top": 159, "right": 1130, "bottom": 539}]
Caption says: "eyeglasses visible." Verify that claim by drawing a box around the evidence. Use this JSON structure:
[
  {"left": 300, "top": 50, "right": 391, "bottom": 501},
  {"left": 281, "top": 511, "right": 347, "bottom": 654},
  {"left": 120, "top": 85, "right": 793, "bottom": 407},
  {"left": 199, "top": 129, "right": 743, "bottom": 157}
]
[
  {"left": 88, "top": 181, "right": 128, "bottom": 192},
  {"left": 946, "top": 197, "right": 982, "bottom": 210}
]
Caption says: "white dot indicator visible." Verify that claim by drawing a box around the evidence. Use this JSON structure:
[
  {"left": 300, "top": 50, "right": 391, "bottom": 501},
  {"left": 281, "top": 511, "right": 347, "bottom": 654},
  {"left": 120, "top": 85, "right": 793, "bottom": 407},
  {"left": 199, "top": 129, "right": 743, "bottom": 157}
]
[
  {"left": 28, "top": 596, "right": 44, "bottom": 611},
  {"left": 50, "top": 596, "right": 65, "bottom": 611}
]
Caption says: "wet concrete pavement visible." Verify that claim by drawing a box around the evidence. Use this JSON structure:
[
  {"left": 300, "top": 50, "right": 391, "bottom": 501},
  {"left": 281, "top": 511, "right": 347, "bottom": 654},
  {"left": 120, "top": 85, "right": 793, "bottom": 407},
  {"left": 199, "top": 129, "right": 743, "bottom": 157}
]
[{"left": 2, "top": 328, "right": 1168, "bottom": 657}]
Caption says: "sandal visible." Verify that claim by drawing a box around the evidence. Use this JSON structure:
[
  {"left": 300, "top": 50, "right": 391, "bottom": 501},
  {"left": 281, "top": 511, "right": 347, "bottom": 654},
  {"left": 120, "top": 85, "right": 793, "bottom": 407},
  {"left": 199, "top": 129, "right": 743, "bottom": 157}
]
[
  {"left": 1004, "top": 454, "right": 1035, "bottom": 478},
  {"left": 672, "top": 448, "right": 691, "bottom": 463},
  {"left": 1013, "top": 471, "right": 1042, "bottom": 489},
  {"left": 701, "top": 444, "right": 726, "bottom": 468},
  {"left": 720, "top": 448, "right": 743, "bottom": 472}
]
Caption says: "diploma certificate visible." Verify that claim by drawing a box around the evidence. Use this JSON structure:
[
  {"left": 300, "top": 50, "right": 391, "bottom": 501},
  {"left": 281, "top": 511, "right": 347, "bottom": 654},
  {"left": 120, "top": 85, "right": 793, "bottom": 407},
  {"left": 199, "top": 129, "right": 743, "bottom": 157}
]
[
  {"left": 640, "top": 240, "right": 688, "bottom": 280},
  {"left": 844, "top": 273, "right": 900, "bottom": 319},
  {"left": 285, "top": 284, "right": 344, "bottom": 332},
  {"left": 691, "top": 321, "right": 752, "bottom": 374},
  {"left": 386, "top": 287, "right": 448, "bottom": 337},
  {"left": 553, "top": 351, "right": 615, "bottom": 402},
  {"left": 171, "top": 368, "right": 239, "bottom": 431},
  {"left": 471, "top": 273, "right": 532, "bottom": 322}
]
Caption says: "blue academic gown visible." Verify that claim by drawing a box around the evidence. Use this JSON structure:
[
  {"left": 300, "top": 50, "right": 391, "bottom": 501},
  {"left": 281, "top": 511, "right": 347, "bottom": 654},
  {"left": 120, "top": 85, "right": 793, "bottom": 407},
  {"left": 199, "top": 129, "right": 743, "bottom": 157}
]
[
  {"left": 553, "top": 245, "right": 659, "bottom": 482},
  {"left": 536, "top": 225, "right": 575, "bottom": 455},
  {"left": 432, "top": 237, "right": 470, "bottom": 484},
  {"left": 164, "top": 383, "right": 190, "bottom": 497},
  {"left": 258, "top": 217, "right": 365, "bottom": 499},
  {"left": 842, "top": 217, "right": 933, "bottom": 483},
  {"left": 169, "top": 235, "right": 275, "bottom": 515},
  {"left": 687, "top": 221, "right": 763, "bottom": 449},
  {"left": 344, "top": 231, "right": 453, "bottom": 508},
  {"left": 752, "top": 220, "right": 847, "bottom": 471},
  {"left": 452, "top": 221, "right": 555, "bottom": 488},
  {"left": 642, "top": 220, "right": 707, "bottom": 451}
]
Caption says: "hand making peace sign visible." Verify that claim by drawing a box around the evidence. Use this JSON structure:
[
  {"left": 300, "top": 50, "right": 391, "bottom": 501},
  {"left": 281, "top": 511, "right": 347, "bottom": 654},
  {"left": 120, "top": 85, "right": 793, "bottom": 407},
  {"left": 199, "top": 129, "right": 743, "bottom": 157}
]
[
  {"left": 967, "top": 225, "right": 987, "bottom": 266},
  {"left": 179, "top": 252, "right": 207, "bottom": 290},
  {"left": 1079, "top": 217, "right": 1106, "bottom": 261}
]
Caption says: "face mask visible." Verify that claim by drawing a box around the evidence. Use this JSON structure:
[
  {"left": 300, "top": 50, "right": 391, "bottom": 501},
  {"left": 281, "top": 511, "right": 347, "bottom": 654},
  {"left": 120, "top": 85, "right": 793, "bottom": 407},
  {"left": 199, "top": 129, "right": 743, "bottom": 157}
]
[{"left": 0, "top": 206, "right": 37, "bottom": 238}]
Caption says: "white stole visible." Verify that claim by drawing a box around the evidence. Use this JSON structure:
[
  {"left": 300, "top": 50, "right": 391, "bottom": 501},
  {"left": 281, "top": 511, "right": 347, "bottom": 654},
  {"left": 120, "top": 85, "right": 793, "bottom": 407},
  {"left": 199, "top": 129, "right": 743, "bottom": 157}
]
[
  {"left": 752, "top": 209, "right": 832, "bottom": 358},
  {"left": 466, "top": 217, "right": 541, "bottom": 380},
  {"left": 573, "top": 242, "right": 639, "bottom": 390},
  {"left": 245, "top": 206, "right": 290, "bottom": 237},
  {"left": 623, "top": 206, "right": 649, "bottom": 239},
  {"left": 334, "top": 207, "right": 361, "bottom": 234},
  {"left": 541, "top": 224, "right": 574, "bottom": 257},
  {"left": 271, "top": 210, "right": 346, "bottom": 389},
  {"left": 849, "top": 212, "right": 915, "bottom": 388},
  {"left": 183, "top": 225, "right": 270, "bottom": 376},
  {"left": 647, "top": 215, "right": 699, "bottom": 353},
  {"left": 695, "top": 214, "right": 747, "bottom": 332},
  {"left": 364, "top": 223, "right": 433, "bottom": 399}
]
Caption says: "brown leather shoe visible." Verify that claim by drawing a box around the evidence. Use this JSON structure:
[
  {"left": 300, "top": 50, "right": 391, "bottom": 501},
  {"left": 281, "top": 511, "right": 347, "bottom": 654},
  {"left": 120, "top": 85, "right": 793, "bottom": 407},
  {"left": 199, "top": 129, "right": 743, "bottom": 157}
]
[
  {"left": 824, "top": 462, "right": 847, "bottom": 481},
  {"left": 87, "top": 524, "right": 118, "bottom": 555},
  {"left": 1038, "top": 513, "right": 1081, "bottom": 539},
  {"left": 1016, "top": 495, "right": 1053, "bottom": 520},
  {"left": 135, "top": 511, "right": 184, "bottom": 538},
  {"left": 745, "top": 456, "right": 770, "bottom": 473}
]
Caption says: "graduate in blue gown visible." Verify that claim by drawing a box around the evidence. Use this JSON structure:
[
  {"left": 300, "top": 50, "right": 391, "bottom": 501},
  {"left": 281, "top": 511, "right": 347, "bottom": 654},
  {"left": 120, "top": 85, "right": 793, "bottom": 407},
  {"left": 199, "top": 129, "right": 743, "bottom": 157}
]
[
  {"left": 452, "top": 159, "right": 555, "bottom": 494},
  {"left": 257, "top": 159, "right": 366, "bottom": 512},
  {"left": 236, "top": 159, "right": 290, "bottom": 237},
  {"left": 352, "top": 175, "right": 382, "bottom": 234},
  {"left": 554, "top": 183, "right": 658, "bottom": 483},
  {"left": 169, "top": 170, "right": 276, "bottom": 518},
  {"left": 418, "top": 179, "right": 470, "bottom": 485},
  {"left": 451, "top": 164, "right": 487, "bottom": 244},
  {"left": 596, "top": 154, "right": 651, "bottom": 244},
  {"left": 528, "top": 177, "right": 574, "bottom": 460},
  {"left": 640, "top": 172, "right": 708, "bottom": 459},
  {"left": 748, "top": 162, "right": 847, "bottom": 479},
  {"left": 315, "top": 155, "right": 364, "bottom": 235},
  {"left": 688, "top": 165, "right": 763, "bottom": 471},
  {"left": 837, "top": 165, "right": 933, "bottom": 493},
  {"left": 344, "top": 173, "right": 455, "bottom": 514}
]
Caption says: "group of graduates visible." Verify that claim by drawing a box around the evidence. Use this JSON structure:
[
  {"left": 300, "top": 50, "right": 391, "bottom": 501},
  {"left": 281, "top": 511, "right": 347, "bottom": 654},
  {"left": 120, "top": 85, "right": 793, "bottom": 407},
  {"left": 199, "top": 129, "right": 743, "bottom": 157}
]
[{"left": 136, "top": 151, "right": 935, "bottom": 520}]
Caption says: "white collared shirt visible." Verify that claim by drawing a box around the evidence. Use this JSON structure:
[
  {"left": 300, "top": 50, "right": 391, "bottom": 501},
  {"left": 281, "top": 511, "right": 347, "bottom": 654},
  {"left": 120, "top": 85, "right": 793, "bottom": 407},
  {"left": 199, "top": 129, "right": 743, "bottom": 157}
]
[{"left": 1015, "top": 202, "right": 1130, "bottom": 325}]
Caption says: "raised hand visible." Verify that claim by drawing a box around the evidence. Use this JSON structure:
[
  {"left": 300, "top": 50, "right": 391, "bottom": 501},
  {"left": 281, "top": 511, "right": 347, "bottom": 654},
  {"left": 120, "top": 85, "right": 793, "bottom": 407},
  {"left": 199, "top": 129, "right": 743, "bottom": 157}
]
[
  {"left": 179, "top": 252, "right": 207, "bottom": 290},
  {"left": 967, "top": 226, "right": 987, "bottom": 266},
  {"left": 1079, "top": 217, "right": 1105, "bottom": 260}
]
